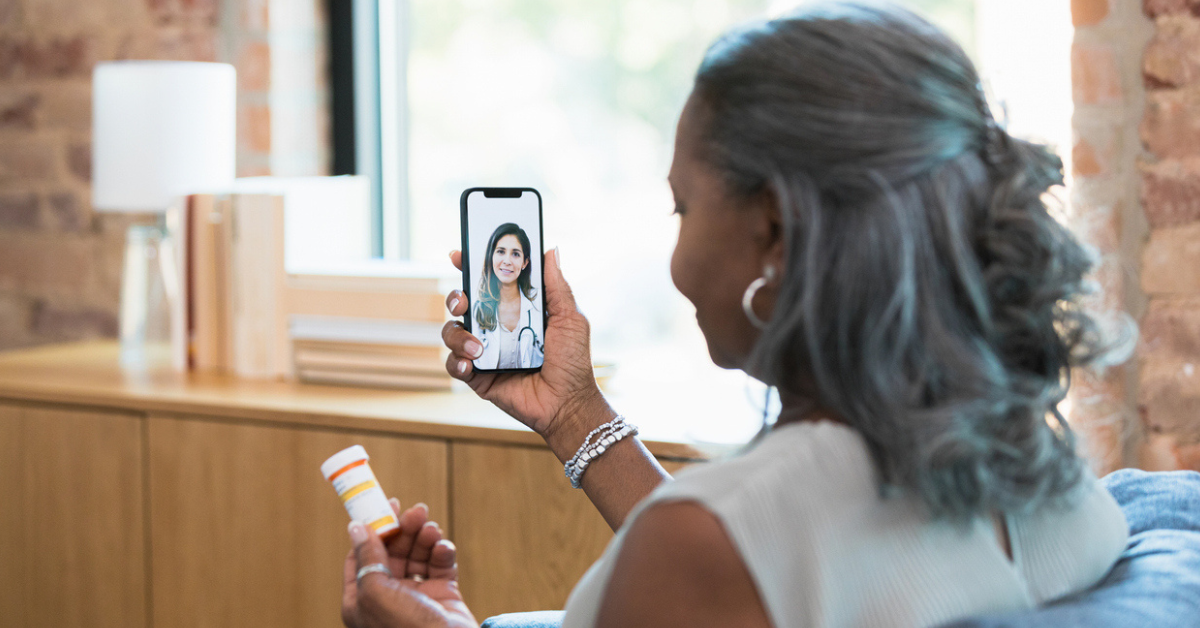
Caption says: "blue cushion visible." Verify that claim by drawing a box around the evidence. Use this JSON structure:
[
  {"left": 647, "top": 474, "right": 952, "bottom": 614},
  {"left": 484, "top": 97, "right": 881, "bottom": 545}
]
[
  {"left": 1104, "top": 469, "right": 1200, "bottom": 535},
  {"left": 480, "top": 611, "right": 566, "bottom": 628},
  {"left": 943, "top": 469, "right": 1200, "bottom": 628}
]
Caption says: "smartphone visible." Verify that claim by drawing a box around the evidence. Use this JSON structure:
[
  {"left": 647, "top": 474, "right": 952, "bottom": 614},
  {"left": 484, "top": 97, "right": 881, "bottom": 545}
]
[{"left": 459, "top": 187, "right": 546, "bottom": 373}]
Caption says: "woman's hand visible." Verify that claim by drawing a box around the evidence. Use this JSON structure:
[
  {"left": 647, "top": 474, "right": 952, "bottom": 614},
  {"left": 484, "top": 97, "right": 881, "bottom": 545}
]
[
  {"left": 342, "top": 499, "right": 477, "bottom": 628},
  {"left": 442, "top": 248, "right": 611, "bottom": 449},
  {"left": 445, "top": 249, "right": 669, "bottom": 531}
]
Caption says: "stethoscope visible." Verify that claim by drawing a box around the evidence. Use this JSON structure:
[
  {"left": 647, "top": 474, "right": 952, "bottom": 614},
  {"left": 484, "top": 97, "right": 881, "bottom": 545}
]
[{"left": 517, "top": 309, "right": 543, "bottom": 355}]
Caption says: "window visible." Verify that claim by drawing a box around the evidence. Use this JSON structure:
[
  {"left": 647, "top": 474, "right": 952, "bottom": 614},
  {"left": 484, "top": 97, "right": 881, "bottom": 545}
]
[
  {"left": 975, "top": 0, "right": 1073, "bottom": 177},
  {"left": 340, "top": 0, "right": 1071, "bottom": 440}
]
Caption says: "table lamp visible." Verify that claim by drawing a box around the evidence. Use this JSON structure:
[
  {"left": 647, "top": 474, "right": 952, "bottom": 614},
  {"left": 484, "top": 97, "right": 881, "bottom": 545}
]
[{"left": 92, "top": 61, "right": 236, "bottom": 368}]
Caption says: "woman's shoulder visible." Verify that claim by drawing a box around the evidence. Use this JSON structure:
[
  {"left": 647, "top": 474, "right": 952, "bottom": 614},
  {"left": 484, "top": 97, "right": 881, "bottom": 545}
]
[
  {"left": 615, "top": 421, "right": 907, "bottom": 628},
  {"left": 574, "top": 427, "right": 862, "bottom": 628},
  {"left": 1007, "top": 469, "right": 1129, "bottom": 604},
  {"left": 595, "top": 499, "right": 772, "bottom": 627},
  {"left": 651, "top": 420, "right": 877, "bottom": 516}
]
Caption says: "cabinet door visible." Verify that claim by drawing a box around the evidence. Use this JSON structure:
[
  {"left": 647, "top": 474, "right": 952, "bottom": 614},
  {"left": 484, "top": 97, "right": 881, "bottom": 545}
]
[
  {"left": 0, "top": 402, "right": 146, "bottom": 628},
  {"left": 452, "top": 442, "right": 690, "bottom": 620},
  {"left": 148, "top": 415, "right": 449, "bottom": 628}
]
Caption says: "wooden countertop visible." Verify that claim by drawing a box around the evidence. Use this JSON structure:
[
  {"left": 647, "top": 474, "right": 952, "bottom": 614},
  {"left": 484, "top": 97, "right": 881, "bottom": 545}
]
[{"left": 0, "top": 341, "right": 715, "bottom": 459}]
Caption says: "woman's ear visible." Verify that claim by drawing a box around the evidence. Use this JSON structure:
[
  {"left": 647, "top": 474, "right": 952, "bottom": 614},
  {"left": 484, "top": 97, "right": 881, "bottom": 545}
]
[{"left": 753, "top": 185, "right": 786, "bottom": 276}]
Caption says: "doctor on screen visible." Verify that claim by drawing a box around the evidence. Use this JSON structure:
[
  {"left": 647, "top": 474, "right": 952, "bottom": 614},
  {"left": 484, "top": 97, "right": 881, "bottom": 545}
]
[{"left": 472, "top": 222, "right": 544, "bottom": 369}]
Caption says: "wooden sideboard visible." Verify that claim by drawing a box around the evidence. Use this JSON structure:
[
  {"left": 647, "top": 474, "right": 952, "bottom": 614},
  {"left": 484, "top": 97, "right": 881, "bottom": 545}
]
[{"left": 0, "top": 342, "right": 706, "bottom": 627}]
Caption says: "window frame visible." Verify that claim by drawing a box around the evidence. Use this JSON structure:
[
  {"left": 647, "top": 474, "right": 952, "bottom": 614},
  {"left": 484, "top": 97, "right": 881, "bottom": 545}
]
[{"left": 329, "top": 0, "right": 410, "bottom": 259}]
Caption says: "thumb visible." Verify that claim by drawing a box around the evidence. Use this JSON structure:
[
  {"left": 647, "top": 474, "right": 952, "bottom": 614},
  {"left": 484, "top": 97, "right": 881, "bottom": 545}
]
[
  {"left": 544, "top": 247, "right": 579, "bottom": 319},
  {"left": 350, "top": 520, "right": 393, "bottom": 585}
]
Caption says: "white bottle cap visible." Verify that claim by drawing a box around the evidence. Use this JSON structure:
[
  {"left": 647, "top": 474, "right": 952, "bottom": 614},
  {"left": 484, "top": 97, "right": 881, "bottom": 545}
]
[{"left": 321, "top": 445, "right": 369, "bottom": 481}]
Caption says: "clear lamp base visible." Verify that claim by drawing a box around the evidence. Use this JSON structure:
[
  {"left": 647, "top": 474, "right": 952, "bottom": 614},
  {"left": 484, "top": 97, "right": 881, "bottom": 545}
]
[{"left": 118, "top": 223, "right": 174, "bottom": 369}]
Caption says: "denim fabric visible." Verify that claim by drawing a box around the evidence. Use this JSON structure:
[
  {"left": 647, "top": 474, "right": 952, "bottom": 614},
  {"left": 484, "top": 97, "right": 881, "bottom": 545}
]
[
  {"left": 1104, "top": 469, "right": 1200, "bottom": 535},
  {"left": 479, "top": 470, "right": 1200, "bottom": 628},
  {"left": 480, "top": 611, "right": 566, "bottom": 628},
  {"left": 942, "top": 469, "right": 1200, "bottom": 628}
]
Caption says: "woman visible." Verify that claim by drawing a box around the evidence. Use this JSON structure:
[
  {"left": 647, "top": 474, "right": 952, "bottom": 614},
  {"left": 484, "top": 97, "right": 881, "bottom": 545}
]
[
  {"left": 341, "top": 3, "right": 1129, "bottom": 627},
  {"left": 471, "top": 222, "right": 544, "bottom": 370}
]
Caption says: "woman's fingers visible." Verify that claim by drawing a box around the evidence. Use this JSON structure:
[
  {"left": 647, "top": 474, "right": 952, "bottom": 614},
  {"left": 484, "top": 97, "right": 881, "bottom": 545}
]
[
  {"left": 377, "top": 499, "right": 450, "bottom": 580},
  {"left": 384, "top": 501, "right": 429, "bottom": 561},
  {"left": 443, "top": 253, "right": 473, "bottom": 378},
  {"left": 428, "top": 539, "right": 458, "bottom": 581},
  {"left": 349, "top": 521, "right": 394, "bottom": 592},
  {"left": 399, "top": 501, "right": 428, "bottom": 531},
  {"left": 544, "top": 247, "right": 579, "bottom": 319},
  {"left": 445, "top": 350, "right": 474, "bottom": 381},
  {"left": 441, "top": 320, "right": 484, "bottom": 363},
  {"left": 342, "top": 549, "right": 360, "bottom": 627},
  {"left": 404, "top": 521, "right": 443, "bottom": 579},
  {"left": 445, "top": 289, "right": 469, "bottom": 318}
]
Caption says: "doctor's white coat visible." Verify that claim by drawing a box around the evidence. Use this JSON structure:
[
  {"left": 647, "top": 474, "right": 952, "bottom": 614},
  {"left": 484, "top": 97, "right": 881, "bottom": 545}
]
[{"left": 472, "top": 292, "right": 543, "bottom": 370}]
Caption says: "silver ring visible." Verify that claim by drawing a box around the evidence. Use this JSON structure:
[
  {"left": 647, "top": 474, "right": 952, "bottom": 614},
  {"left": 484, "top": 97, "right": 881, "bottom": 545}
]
[
  {"left": 356, "top": 563, "right": 392, "bottom": 582},
  {"left": 409, "top": 574, "right": 427, "bottom": 583}
]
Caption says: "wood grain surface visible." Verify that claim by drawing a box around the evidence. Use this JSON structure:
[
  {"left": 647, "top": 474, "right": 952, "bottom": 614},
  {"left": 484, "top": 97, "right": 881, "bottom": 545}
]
[
  {"left": 0, "top": 342, "right": 711, "bottom": 460},
  {"left": 0, "top": 402, "right": 147, "bottom": 628},
  {"left": 0, "top": 342, "right": 717, "bottom": 628},
  {"left": 147, "top": 414, "right": 449, "bottom": 628}
]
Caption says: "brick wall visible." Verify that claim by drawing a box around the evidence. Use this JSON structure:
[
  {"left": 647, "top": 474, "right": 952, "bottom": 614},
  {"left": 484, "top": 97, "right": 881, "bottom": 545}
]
[
  {"left": 1138, "top": 0, "right": 1200, "bottom": 470},
  {"left": 0, "top": 0, "right": 327, "bottom": 351},
  {"left": 1068, "top": 0, "right": 1154, "bottom": 471},
  {"left": 1068, "top": 0, "right": 1200, "bottom": 473},
  {"left": 0, "top": 0, "right": 220, "bottom": 350},
  {"left": 222, "top": 0, "right": 329, "bottom": 177}
]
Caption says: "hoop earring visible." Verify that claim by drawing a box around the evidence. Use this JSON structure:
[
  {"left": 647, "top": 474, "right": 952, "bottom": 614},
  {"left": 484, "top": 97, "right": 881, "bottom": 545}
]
[{"left": 742, "top": 266, "right": 777, "bottom": 330}]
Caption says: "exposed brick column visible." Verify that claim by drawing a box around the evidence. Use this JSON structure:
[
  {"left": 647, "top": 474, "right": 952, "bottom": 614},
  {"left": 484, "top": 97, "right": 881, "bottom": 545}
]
[
  {"left": 224, "top": 0, "right": 271, "bottom": 176},
  {"left": 221, "top": 0, "right": 329, "bottom": 177},
  {"left": 1138, "top": 0, "right": 1200, "bottom": 470},
  {"left": 1068, "top": 0, "right": 1154, "bottom": 472},
  {"left": 0, "top": 0, "right": 220, "bottom": 350}
]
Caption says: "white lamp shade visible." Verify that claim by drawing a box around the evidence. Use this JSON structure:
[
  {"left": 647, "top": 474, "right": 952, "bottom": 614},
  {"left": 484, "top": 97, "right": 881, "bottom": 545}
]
[{"left": 92, "top": 61, "right": 236, "bottom": 212}]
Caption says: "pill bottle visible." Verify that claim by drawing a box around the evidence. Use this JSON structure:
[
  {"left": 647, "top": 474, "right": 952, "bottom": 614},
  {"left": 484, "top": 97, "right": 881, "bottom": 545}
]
[{"left": 321, "top": 445, "right": 400, "bottom": 539}]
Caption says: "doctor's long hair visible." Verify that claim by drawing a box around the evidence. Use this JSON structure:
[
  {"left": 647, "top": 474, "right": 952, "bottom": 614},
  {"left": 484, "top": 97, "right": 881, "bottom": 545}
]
[{"left": 475, "top": 222, "right": 536, "bottom": 333}]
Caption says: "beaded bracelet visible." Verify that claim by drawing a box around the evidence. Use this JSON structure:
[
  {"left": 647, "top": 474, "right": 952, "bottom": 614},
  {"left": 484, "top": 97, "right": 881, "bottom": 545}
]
[{"left": 564, "top": 415, "right": 638, "bottom": 489}]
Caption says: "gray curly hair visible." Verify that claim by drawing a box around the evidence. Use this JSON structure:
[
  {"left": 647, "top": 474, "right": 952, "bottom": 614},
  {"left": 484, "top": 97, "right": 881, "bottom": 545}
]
[{"left": 695, "top": 1, "right": 1118, "bottom": 520}]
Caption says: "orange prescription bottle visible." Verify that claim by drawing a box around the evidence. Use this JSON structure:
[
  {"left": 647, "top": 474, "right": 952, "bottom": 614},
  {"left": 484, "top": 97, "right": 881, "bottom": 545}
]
[{"left": 321, "top": 445, "right": 401, "bottom": 539}]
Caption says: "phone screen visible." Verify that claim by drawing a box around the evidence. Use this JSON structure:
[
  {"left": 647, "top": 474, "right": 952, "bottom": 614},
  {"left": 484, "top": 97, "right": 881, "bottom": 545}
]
[{"left": 459, "top": 188, "right": 546, "bottom": 373}]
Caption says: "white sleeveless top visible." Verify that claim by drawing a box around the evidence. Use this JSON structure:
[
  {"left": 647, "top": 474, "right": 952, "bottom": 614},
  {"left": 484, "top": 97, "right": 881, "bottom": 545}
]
[{"left": 563, "top": 421, "right": 1128, "bottom": 628}]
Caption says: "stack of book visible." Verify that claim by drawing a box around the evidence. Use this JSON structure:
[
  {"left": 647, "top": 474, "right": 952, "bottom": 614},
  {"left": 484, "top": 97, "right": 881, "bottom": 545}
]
[
  {"left": 185, "top": 190, "right": 289, "bottom": 378},
  {"left": 286, "top": 262, "right": 457, "bottom": 390},
  {"left": 174, "top": 176, "right": 459, "bottom": 391}
]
